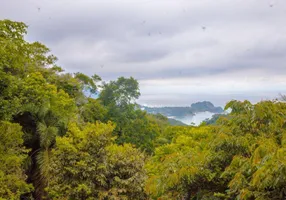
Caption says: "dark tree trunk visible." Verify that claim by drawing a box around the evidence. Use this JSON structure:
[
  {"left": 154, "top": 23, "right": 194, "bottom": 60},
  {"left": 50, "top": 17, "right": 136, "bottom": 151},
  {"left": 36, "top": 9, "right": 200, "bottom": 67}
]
[{"left": 14, "top": 113, "right": 45, "bottom": 200}]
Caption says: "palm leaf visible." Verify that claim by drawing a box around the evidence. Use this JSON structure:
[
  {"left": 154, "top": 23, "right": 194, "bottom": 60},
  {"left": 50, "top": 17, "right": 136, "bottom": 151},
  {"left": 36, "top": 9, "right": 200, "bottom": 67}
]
[{"left": 37, "top": 122, "right": 58, "bottom": 149}]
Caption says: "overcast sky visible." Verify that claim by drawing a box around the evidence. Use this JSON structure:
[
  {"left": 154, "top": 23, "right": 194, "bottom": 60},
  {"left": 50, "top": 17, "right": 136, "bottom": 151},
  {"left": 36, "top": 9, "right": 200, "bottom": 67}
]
[{"left": 1, "top": 0, "right": 286, "bottom": 106}]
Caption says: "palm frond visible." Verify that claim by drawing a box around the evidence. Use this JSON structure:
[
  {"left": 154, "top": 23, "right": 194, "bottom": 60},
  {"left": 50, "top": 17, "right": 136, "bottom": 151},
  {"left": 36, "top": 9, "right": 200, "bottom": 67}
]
[{"left": 37, "top": 122, "right": 58, "bottom": 148}]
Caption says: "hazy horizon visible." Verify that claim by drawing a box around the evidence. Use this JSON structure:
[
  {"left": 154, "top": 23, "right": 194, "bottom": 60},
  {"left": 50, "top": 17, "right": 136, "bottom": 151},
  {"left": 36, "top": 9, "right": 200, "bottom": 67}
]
[{"left": 137, "top": 91, "right": 281, "bottom": 107}]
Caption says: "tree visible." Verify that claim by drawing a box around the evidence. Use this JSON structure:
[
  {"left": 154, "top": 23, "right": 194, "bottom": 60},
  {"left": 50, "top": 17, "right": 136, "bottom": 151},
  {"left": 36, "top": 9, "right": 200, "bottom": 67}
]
[
  {"left": 0, "top": 20, "right": 56, "bottom": 120},
  {"left": 81, "top": 98, "right": 107, "bottom": 123},
  {"left": 0, "top": 121, "right": 33, "bottom": 199},
  {"left": 99, "top": 77, "right": 160, "bottom": 153},
  {"left": 14, "top": 98, "right": 74, "bottom": 199},
  {"left": 145, "top": 126, "right": 217, "bottom": 199},
  {"left": 1, "top": 19, "right": 110, "bottom": 199},
  {"left": 216, "top": 100, "right": 286, "bottom": 199},
  {"left": 99, "top": 77, "right": 140, "bottom": 107},
  {"left": 146, "top": 100, "right": 286, "bottom": 199},
  {"left": 117, "top": 110, "right": 161, "bottom": 154},
  {"left": 1, "top": 19, "right": 98, "bottom": 199},
  {"left": 75, "top": 72, "right": 101, "bottom": 95},
  {"left": 46, "top": 122, "right": 147, "bottom": 200}
]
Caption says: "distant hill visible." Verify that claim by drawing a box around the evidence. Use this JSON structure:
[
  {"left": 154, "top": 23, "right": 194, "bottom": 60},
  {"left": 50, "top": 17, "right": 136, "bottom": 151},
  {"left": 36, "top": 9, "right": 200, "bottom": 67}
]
[
  {"left": 140, "top": 101, "right": 223, "bottom": 118},
  {"left": 190, "top": 101, "right": 223, "bottom": 113}
]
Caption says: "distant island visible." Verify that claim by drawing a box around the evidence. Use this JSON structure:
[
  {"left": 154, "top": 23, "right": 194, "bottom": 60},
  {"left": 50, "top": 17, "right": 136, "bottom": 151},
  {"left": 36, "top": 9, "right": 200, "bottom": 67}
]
[{"left": 140, "top": 101, "right": 224, "bottom": 118}]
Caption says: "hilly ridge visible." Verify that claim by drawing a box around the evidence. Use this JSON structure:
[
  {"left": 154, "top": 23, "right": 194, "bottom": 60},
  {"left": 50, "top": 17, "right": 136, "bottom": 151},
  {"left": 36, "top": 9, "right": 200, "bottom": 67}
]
[{"left": 141, "top": 101, "right": 224, "bottom": 118}]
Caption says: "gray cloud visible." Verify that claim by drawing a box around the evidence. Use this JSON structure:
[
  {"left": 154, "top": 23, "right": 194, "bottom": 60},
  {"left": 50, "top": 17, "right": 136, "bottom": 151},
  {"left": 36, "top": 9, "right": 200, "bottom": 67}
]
[{"left": 1, "top": 0, "right": 286, "bottom": 106}]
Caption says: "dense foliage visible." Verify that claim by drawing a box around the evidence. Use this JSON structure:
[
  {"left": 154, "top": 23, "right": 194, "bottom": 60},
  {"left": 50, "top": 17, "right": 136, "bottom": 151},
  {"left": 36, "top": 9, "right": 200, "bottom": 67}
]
[
  {"left": 146, "top": 100, "right": 286, "bottom": 199},
  {"left": 0, "top": 121, "right": 32, "bottom": 199},
  {"left": 0, "top": 19, "right": 285, "bottom": 200},
  {"left": 47, "top": 122, "right": 146, "bottom": 200}
]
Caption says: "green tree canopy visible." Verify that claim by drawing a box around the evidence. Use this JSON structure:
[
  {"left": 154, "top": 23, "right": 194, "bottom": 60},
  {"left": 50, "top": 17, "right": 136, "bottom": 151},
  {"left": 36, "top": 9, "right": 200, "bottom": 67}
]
[
  {"left": 99, "top": 77, "right": 140, "bottom": 107},
  {"left": 146, "top": 100, "right": 286, "bottom": 199},
  {"left": 47, "top": 122, "right": 147, "bottom": 200},
  {"left": 0, "top": 121, "right": 33, "bottom": 199}
]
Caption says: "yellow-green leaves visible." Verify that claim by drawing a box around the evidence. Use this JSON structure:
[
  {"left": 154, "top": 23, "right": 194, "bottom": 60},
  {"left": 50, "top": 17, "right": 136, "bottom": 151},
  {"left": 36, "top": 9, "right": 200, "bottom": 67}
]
[
  {"left": 217, "top": 100, "right": 286, "bottom": 199},
  {"left": 0, "top": 121, "right": 33, "bottom": 199},
  {"left": 146, "top": 126, "right": 214, "bottom": 199},
  {"left": 146, "top": 101, "right": 286, "bottom": 199},
  {"left": 47, "top": 122, "right": 147, "bottom": 199}
]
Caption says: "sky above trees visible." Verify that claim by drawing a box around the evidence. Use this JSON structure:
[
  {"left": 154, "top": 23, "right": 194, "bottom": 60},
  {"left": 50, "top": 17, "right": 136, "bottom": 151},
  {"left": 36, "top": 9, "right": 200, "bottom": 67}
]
[{"left": 1, "top": 0, "right": 286, "bottom": 106}]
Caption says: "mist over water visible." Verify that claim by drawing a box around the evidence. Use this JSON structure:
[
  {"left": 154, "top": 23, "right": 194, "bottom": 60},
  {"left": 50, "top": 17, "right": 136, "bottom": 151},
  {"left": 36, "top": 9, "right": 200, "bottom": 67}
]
[{"left": 175, "top": 111, "right": 215, "bottom": 126}]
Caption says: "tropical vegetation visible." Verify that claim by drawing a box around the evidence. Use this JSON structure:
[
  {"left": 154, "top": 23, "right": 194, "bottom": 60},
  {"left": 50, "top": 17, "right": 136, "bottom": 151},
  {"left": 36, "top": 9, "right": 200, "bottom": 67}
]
[{"left": 0, "top": 19, "right": 285, "bottom": 199}]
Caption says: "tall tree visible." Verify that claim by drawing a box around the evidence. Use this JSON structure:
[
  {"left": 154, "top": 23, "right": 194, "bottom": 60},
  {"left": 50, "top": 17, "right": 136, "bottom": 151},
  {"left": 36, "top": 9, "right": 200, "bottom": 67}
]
[
  {"left": 0, "top": 20, "right": 57, "bottom": 120},
  {"left": 0, "top": 19, "right": 78, "bottom": 199}
]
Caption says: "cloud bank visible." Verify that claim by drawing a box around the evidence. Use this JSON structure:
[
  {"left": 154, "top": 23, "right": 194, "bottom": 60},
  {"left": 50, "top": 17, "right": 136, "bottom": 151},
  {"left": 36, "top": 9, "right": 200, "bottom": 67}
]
[{"left": 1, "top": 0, "right": 286, "bottom": 106}]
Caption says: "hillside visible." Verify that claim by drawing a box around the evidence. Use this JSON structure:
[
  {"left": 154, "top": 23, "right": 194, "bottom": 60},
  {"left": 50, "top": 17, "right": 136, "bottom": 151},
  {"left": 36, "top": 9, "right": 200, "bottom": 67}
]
[
  {"left": 140, "top": 101, "right": 223, "bottom": 118},
  {"left": 168, "top": 118, "right": 188, "bottom": 126}
]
